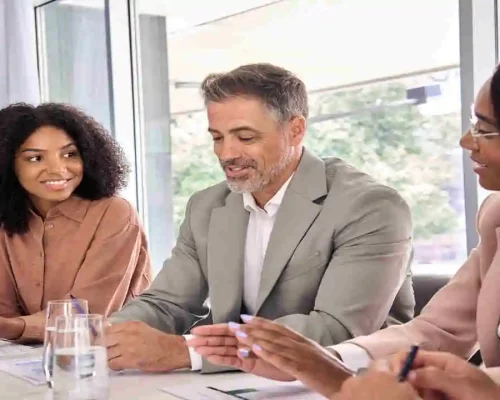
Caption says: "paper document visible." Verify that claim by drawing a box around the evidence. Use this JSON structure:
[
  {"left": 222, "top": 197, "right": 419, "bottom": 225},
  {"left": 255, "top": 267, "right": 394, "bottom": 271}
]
[
  {"left": 0, "top": 340, "right": 35, "bottom": 358},
  {"left": 162, "top": 386, "right": 236, "bottom": 399},
  {"left": 0, "top": 356, "right": 46, "bottom": 386},
  {"left": 162, "top": 381, "right": 323, "bottom": 399}
]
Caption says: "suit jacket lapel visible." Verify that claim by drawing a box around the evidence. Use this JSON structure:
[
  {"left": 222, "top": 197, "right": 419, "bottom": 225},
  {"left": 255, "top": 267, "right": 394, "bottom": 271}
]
[
  {"left": 207, "top": 192, "right": 248, "bottom": 323},
  {"left": 255, "top": 149, "right": 328, "bottom": 313}
]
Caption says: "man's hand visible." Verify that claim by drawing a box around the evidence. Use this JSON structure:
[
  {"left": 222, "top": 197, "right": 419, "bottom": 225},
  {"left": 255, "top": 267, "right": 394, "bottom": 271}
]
[
  {"left": 332, "top": 371, "right": 419, "bottom": 400},
  {"left": 105, "top": 321, "right": 191, "bottom": 372},
  {"left": 188, "top": 323, "right": 295, "bottom": 381},
  {"left": 205, "top": 316, "right": 351, "bottom": 398}
]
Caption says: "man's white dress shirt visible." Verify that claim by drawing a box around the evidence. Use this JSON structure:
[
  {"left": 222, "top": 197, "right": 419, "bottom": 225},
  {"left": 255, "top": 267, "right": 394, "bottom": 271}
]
[{"left": 186, "top": 175, "right": 294, "bottom": 370}]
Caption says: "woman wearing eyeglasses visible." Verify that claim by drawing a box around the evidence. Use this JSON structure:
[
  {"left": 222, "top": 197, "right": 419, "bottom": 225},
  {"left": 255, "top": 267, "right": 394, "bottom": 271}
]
[{"left": 187, "top": 65, "right": 500, "bottom": 400}]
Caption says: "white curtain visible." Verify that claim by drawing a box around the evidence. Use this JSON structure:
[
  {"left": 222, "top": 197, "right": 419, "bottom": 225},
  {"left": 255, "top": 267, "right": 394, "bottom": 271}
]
[{"left": 0, "top": 0, "right": 39, "bottom": 108}]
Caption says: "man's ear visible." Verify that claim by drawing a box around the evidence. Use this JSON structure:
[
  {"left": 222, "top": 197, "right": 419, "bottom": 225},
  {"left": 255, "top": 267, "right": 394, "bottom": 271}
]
[{"left": 289, "top": 116, "right": 306, "bottom": 145}]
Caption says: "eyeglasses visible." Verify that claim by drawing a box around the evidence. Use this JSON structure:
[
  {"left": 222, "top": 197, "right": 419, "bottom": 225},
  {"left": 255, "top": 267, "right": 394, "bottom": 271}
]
[
  {"left": 469, "top": 117, "right": 500, "bottom": 138},
  {"left": 469, "top": 104, "right": 500, "bottom": 138}
]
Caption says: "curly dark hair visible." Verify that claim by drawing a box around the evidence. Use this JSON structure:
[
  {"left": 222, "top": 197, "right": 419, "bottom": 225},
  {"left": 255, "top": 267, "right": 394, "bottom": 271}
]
[{"left": 0, "top": 102, "right": 130, "bottom": 236}]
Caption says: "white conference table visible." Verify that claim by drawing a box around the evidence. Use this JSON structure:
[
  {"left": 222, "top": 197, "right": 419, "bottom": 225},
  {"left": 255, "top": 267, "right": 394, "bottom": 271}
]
[
  {"left": 1, "top": 345, "right": 311, "bottom": 399},
  {"left": 2, "top": 369, "right": 273, "bottom": 399}
]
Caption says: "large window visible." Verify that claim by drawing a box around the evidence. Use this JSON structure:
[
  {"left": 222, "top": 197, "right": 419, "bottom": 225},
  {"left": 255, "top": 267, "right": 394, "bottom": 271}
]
[
  {"left": 36, "top": 0, "right": 111, "bottom": 130},
  {"left": 307, "top": 71, "right": 465, "bottom": 274},
  {"left": 133, "top": 0, "right": 465, "bottom": 274},
  {"left": 36, "top": 0, "right": 498, "bottom": 275},
  {"left": 36, "top": 0, "right": 139, "bottom": 215}
]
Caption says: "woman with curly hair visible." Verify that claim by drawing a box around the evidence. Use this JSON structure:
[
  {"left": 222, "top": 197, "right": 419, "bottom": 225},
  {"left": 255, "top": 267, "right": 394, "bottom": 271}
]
[{"left": 0, "top": 102, "right": 152, "bottom": 342}]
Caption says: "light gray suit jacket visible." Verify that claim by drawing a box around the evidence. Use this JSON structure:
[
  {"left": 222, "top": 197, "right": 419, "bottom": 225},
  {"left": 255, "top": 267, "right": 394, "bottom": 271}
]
[{"left": 112, "top": 149, "right": 415, "bottom": 372}]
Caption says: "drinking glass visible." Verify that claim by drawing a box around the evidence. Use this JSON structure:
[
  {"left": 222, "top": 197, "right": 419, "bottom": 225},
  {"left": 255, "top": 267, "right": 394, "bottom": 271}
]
[
  {"left": 43, "top": 299, "right": 88, "bottom": 387},
  {"left": 51, "top": 314, "right": 109, "bottom": 400}
]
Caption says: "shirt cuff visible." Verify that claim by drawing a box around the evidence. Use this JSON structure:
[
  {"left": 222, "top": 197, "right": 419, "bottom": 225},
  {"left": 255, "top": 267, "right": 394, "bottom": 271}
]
[
  {"left": 330, "top": 343, "right": 372, "bottom": 373},
  {"left": 183, "top": 334, "right": 202, "bottom": 371}
]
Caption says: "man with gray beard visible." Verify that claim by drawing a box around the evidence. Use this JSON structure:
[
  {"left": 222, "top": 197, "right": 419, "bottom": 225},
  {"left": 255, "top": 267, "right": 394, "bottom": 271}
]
[{"left": 105, "top": 63, "right": 415, "bottom": 374}]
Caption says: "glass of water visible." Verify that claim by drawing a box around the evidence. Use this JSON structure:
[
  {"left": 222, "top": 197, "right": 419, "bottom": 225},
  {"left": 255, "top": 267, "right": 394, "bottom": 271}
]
[
  {"left": 43, "top": 299, "right": 89, "bottom": 387},
  {"left": 52, "top": 314, "right": 109, "bottom": 400}
]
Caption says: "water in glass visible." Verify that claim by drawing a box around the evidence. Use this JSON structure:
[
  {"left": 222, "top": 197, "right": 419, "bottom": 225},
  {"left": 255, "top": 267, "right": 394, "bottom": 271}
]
[
  {"left": 43, "top": 299, "right": 88, "bottom": 387},
  {"left": 51, "top": 314, "right": 109, "bottom": 400}
]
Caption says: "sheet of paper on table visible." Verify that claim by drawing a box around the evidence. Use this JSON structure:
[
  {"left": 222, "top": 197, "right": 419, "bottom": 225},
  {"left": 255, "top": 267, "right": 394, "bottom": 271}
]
[
  {"left": 0, "top": 354, "right": 128, "bottom": 387},
  {"left": 162, "top": 381, "right": 323, "bottom": 399},
  {"left": 0, "top": 357, "right": 46, "bottom": 386},
  {"left": 0, "top": 340, "right": 35, "bottom": 358}
]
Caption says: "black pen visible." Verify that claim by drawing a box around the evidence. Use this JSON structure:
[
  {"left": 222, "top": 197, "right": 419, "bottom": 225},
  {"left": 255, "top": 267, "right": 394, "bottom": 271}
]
[{"left": 398, "top": 345, "right": 419, "bottom": 382}]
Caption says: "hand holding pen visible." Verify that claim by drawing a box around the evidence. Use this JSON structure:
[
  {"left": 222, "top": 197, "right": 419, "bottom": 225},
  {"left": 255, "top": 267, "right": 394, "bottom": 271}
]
[
  {"left": 398, "top": 345, "right": 419, "bottom": 382},
  {"left": 334, "top": 347, "right": 421, "bottom": 400}
]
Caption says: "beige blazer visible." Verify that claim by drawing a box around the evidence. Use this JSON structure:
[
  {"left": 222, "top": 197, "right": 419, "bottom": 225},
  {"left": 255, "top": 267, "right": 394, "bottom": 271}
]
[
  {"left": 348, "top": 193, "right": 500, "bottom": 382},
  {"left": 112, "top": 149, "right": 414, "bottom": 372}
]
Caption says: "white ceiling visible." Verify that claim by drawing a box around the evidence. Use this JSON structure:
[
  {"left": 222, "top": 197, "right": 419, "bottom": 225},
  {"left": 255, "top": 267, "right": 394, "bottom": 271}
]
[
  {"left": 35, "top": 0, "right": 460, "bottom": 114},
  {"left": 136, "top": 0, "right": 280, "bottom": 32},
  {"left": 161, "top": 0, "right": 459, "bottom": 114}
]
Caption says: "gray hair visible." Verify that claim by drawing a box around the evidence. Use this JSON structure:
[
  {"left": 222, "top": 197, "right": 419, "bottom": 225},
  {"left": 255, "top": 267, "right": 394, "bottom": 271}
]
[{"left": 200, "top": 63, "right": 308, "bottom": 122}]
